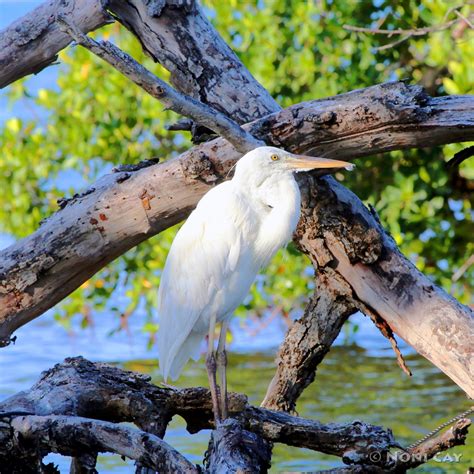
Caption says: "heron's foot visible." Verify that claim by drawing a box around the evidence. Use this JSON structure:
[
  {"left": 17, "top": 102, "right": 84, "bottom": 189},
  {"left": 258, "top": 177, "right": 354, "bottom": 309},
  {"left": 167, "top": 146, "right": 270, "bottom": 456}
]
[
  {"left": 206, "top": 351, "right": 221, "bottom": 425},
  {"left": 216, "top": 348, "right": 228, "bottom": 420}
]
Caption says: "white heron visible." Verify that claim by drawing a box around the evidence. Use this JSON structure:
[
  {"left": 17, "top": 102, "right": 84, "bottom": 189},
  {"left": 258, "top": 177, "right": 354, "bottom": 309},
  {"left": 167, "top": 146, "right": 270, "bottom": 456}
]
[{"left": 157, "top": 146, "right": 353, "bottom": 422}]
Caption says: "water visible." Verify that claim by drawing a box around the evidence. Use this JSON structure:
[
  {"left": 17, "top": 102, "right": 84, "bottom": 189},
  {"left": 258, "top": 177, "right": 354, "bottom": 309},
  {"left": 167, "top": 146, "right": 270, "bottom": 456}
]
[{"left": 0, "top": 310, "right": 471, "bottom": 473}]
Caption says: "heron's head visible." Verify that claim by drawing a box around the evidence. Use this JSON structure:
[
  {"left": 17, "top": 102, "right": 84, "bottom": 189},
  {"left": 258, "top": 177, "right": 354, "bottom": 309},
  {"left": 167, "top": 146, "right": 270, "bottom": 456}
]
[{"left": 234, "top": 146, "right": 354, "bottom": 181}]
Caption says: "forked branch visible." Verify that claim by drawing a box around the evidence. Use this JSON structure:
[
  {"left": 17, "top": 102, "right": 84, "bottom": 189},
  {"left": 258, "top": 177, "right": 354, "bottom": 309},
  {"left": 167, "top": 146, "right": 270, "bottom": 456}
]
[{"left": 57, "top": 16, "right": 263, "bottom": 153}]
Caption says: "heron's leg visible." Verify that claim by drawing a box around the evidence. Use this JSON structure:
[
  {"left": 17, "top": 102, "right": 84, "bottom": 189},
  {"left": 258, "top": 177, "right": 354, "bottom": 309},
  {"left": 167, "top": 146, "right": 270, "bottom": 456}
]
[
  {"left": 216, "top": 320, "right": 229, "bottom": 420},
  {"left": 206, "top": 313, "right": 221, "bottom": 424}
]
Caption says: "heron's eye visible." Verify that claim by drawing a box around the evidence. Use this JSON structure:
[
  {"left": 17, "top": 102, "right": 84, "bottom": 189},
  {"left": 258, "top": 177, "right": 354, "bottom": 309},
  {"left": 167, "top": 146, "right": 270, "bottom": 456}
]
[{"left": 271, "top": 154, "right": 279, "bottom": 161}]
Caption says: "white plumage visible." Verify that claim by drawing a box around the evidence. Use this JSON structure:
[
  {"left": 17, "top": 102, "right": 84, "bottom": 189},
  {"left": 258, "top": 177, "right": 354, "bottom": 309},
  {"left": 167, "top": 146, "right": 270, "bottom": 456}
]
[{"left": 157, "top": 146, "right": 353, "bottom": 383}]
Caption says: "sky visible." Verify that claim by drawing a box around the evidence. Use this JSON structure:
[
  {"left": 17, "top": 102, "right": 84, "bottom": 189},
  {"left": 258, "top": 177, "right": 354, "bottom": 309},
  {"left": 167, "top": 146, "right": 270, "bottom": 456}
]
[
  {"left": 0, "top": 1, "right": 42, "bottom": 28},
  {"left": 0, "top": 1, "right": 56, "bottom": 124}
]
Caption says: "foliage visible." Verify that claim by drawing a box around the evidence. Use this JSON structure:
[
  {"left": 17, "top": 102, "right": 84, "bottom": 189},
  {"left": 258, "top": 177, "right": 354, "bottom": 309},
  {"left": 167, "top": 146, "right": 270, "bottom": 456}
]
[{"left": 0, "top": 0, "right": 472, "bottom": 340}]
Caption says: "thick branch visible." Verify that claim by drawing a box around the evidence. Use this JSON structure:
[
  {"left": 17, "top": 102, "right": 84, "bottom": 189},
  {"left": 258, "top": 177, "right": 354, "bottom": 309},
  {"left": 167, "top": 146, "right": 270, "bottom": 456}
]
[
  {"left": 9, "top": 415, "right": 198, "bottom": 473},
  {"left": 204, "top": 419, "right": 272, "bottom": 473},
  {"left": 0, "top": 0, "right": 111, "bottom": 88},
  {"left": 1, "top": 82, "right": 472, "bottom": 347},
  {"left": 294, "top": 175, "right": 474, "bottom": 397},
  {"left": 107, "top": 0, "right": 280, "bottom": 123},
  {"left": 58, "top": 17, "right": 262, "bottom": 153},
  {"left": 0, "top": 357, "right": 397, "bottom": 463},
  {"left": 3, "top": 357, "right": 469, "bottom": 472},
  {"left": 262, "top": 268, "right": 356, "bottom": 412}
]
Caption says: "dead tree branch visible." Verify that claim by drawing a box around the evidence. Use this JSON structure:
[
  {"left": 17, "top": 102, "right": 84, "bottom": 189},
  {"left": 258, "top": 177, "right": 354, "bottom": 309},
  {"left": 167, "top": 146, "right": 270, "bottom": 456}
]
[
  {"left": 401, "top": 418, "right": 471, "bottom": 469},
  {"left": 10, "top": 415, "right": 198, "bottom": 473},
  {"left": 1, "top": 2, "right": 474, "bottom": 469},
  {"left": 57, "top": 16, "right": 262, "bottom": 153},
  {"left": 344, "top": 6, "right": 474, "bottom": 51},
  {"left": 1, "top": 0, "right": 473, "bottom": 414},
  {"left": 0, "top": 356, "right": 429, "bottom": 473},
  {"left": 262, "top": 268, "right": 357, "bottom": 412},
  {"left": 1, "top": 82, "right": 472, "bottom": 352},
  {"left": 0, "top": 357, "right": 397, "bottom": 462},
  {"left": 0, "top": 0, "right": 111, "bottom": 88},
  {"left": 1, "top": 357, "right": 469, "bottom": 472}
]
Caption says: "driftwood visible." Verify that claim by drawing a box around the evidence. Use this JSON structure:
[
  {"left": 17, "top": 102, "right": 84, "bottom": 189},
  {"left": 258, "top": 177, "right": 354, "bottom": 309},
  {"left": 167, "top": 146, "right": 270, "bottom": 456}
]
[
  {"left": 1, "top": 0, "right": 473, "bottom": 471},
  {"left": 1, "top": 357, "right": 469, "bottom": 473},
  {"left": 0, "top": 2, "right": 473, "bottom": 399}
]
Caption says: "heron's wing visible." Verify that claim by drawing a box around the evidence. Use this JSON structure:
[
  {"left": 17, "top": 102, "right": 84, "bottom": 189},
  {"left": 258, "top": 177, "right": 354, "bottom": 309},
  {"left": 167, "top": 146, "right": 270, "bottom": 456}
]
[{"left": 157, "top": 182, "right": 250, "bottom": 380}]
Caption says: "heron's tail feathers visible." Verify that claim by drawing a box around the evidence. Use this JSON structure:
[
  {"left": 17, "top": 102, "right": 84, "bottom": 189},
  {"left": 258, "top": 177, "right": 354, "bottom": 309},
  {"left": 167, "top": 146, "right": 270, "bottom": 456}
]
[{"left": 159, "top": 331, "right": 203, "bottom": 382}]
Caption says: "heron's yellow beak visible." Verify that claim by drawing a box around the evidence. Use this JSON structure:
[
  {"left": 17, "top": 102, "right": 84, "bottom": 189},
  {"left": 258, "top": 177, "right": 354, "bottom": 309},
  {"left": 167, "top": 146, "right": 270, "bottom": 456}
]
[{"left": 287, "top": 154, "right": 354, "bottom": 171}]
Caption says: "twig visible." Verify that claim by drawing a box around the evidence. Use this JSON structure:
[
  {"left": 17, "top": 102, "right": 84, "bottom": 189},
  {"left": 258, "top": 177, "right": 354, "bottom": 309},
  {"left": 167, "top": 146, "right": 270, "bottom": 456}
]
[
  {"left": 447, "top": 145, "right": 474, "bottom": 168},
  {"left": 358, "top": 302, "right": 412, "bottom": 377},
  {"left": 344, "top": 6, "right": 473, "bottom": 51},
  {"left": 452, "top": 255, "right": 474, "bottom": 282},
  {"left": 455, "top": 8, "right": 474, "bottom": 29},
  {"left": 343, "top": 18, "right": 459, "bottom": 37},
  {"left": 400, "top": 418, "right": 471, "bottom": 469},
  {"left": 376, "top": 35, "right": 412, "bottom": 51},
  {"left": 56, "top": 16, "right": 263, "bottom": 154}
]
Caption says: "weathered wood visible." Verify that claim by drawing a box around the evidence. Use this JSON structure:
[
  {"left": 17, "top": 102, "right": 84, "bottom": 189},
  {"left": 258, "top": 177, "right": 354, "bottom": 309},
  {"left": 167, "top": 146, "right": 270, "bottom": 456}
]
[
  {"left": 0, "top": 357, "right": 397, "bottom": 461},
  {"left": 204, "top": 419, "right": 272, "bottom": 474},
  {"left": 294, "top": 175, "right": 474, "bottom": 397},
  {"left": 58, "top": 17, "right": 263, "bottom": 153},
  {"left": 0, "top": 0, "right": 111, "bottom": 89},
  {"left": 2, "top": 1, "right": 473, "bottom": 470},
  {"left": 9, "top": 415, "right": 198, "bottom": 473},
  {"left": 262, "top": 268, "right": 357, "bottom": 412},
  {"left": 1, "top": 357, "right": 468, "bottom": 472},
  {"left": 70, "top": 453, "right": 98, "bottom": 474},
  {"left": 107, "top": 0, "right": 281, "bottom": 124},
  {"left": 1, "top": 0, "right": 473, "bottom": 410},
  {"left": 1, "top": 83, "right": 472, "bottom": 347},
  {"left": 102, "top": 0, "right": 474, "bottom": 404}
]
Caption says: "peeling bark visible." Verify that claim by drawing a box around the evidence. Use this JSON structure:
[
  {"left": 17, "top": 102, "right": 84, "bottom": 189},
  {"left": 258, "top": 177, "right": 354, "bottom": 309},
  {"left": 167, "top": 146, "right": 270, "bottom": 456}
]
[{"left": 295, "top": 175, "right": 474, "bottom": 397}]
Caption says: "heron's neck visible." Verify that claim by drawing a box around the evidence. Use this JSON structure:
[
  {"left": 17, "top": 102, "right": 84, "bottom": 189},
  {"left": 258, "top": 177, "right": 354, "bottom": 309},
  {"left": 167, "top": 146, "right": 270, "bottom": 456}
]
[{"left": 239, "top": 172, "right": 301, "bottom": 265}]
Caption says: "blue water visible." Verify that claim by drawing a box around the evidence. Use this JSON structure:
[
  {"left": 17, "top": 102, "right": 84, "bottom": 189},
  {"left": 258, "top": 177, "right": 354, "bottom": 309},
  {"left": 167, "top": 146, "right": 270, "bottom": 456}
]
[{"left": 1, "top": 307, "right": 472, "bottom": 473}]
